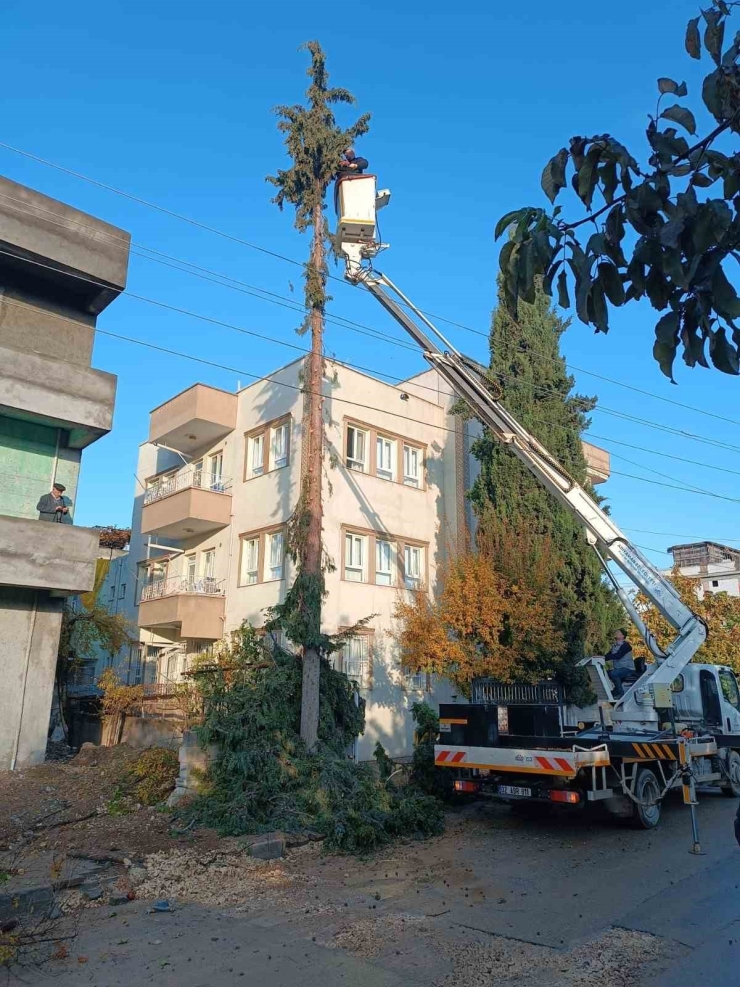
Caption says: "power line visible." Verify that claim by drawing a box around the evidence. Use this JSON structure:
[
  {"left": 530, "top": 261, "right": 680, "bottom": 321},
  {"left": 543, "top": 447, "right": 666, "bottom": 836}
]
[
  {"left": 91, "top": 323, "right": 740, "bottom": 507},
  {"left": 623, "top": 527, "right": 740, "bottom": 544},
  {"left": 2, "top": 142, "right": 739, "bottom": 431},
  {"left": 3, "top": 243, "right": 740, "bottom": 504}
]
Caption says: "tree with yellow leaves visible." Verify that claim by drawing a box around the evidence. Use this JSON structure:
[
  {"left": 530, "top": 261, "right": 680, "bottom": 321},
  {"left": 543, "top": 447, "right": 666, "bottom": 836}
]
[
  {"left": 633, "top": 567, "right": 740, "bottom": 671},
  {"left": 393, "top": 527, "right": 569, "bottom": 696}
]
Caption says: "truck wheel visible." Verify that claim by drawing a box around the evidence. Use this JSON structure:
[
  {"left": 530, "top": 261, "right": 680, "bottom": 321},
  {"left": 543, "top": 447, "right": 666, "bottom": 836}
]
[
  {"left": 721, "top": 750, "right": 740, "bottom": 798},
  {"left": 632, "top": 768, "right": 661, "bottom": 829}
]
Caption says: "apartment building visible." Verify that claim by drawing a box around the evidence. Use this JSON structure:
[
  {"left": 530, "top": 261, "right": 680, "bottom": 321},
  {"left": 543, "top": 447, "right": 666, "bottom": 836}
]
[
  {"left": 0, "top": 176, "right": 129, "bottom": 769},
  {"left": 101, "top": 358, "right": 610, "bottom": 760},
  {"left": 668, "top": 541, "right": 740, "bottom": 598}
]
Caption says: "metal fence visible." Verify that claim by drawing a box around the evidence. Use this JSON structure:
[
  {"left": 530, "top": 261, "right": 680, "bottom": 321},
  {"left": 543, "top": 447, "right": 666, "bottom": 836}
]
[
  {"left": 472, "top": 679, "right": 563, "bottom": 705},
  {"left": 144, "top": 469, "right": 232, "bottom": 505},
  {"left": 140, "top": 576, "right": 224, "bottom": 602}
]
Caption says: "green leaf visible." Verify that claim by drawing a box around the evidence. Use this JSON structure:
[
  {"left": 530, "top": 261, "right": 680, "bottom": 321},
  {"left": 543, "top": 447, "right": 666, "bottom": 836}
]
[
  {"left": 658, "top": 77, "right": 687, "bottom": 96},
  {"left": 659, "top": 216, "right": 685, "bottom": 249},
  {"left": 576, "top": 146, "right": 603, "bottom": 208},
  {"left": 703, "top": 9, "right": 725, "bottom": 66},
  {"left": 495, "top": 209, "right": 526, "bottom": 241},
  {"left": 711, "top": 264, "right": 740, "bottom": 319},
  {"left": 645, "top": 266, "right": 673, "bottom": 311},
  {"left": 708, "top": 326, "right": 740, "bottom": 374},
  {"left": 541, "top": 148, "right": 568, "bottom": 204},
  {"left": 556, "top": 269, "right": 570, "bottom": 309},
  {"left": 600, "top": 160, "right": 618, "bottom": 205},
  {"left": 660, "top": 104, "right": 697, "bottom": 135},
  {"left": 597, "top": 262, "right": 625, "bottom": 306},
  {"left": 685, "top": 16, "right": 701, "bottom": 58},
  {"left": 692, "top": 172, "right": 716, "bottom": 188},
  {"left": 680, "top": 311, "right": 709, "bottom": 369},
  {"left": 702, "top": 69, "right": 724, "bottom": 120},
  {"left": 542, "top": 259, "right": 562, "bottom": 296},
  {"left": 588, "top": 282, "right": 609, "bottom": 332},
  {"left": 519, "top": 240, "right": 536, "bottom": 304},
  {"left": 653, "top": 310, "right": 680, "bottom": 381}
]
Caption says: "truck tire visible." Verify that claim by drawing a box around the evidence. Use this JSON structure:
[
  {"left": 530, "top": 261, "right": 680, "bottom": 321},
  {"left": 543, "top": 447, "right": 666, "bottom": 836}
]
[
  {"left": 720, "top": 750, "right": 740, "bottom": 798},
  {"left": 632, "top": 767, "right": 662, "bottom": 829}
]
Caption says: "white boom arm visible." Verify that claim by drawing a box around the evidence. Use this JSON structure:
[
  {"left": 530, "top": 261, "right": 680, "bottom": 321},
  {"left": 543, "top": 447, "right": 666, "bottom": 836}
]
[{"left": 335, "top": 181, "right": 707, "bottom": 727}]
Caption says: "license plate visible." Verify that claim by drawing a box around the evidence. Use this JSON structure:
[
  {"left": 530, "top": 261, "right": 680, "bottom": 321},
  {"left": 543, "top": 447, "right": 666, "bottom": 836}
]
[{"left": 498, "top": 785, "right": 532, "bottom": 798}]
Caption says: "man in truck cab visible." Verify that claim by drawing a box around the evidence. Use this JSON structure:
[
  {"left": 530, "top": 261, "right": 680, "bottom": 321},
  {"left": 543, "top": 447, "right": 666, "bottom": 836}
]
[{"left": 606, "top": 629, "right": 636, "bottom": 698}]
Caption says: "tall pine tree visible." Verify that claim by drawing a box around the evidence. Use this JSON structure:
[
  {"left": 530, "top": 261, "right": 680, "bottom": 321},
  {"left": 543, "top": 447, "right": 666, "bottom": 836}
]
[{"left": 470, "top": 281, "right": 622, "bottom": 698}]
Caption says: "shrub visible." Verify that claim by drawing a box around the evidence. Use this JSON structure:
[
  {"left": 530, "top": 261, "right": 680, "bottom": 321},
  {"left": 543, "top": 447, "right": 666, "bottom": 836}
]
[{"left": 131, "top": 748, "right": 180, "bottom": 806}]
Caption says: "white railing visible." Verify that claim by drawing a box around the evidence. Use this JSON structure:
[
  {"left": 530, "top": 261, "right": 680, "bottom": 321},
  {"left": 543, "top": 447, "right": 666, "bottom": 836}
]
[
  {"left": 140, "top": 575, "right": 225, "bottom": 602},
  {"left": 144, "top": 469, "right": 232, "bottom": 505}
]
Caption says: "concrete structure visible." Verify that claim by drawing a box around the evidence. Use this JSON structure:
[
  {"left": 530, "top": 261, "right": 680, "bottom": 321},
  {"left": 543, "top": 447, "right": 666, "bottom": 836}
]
[
  {"left": 668, "top": 541, "right": 740, "bottom": 598},
  {"left": 98, "top": 358, "right": 610, "bottom": 761},
  {"left": 0, "top": 176, "right": 129, "bottom": 770}
]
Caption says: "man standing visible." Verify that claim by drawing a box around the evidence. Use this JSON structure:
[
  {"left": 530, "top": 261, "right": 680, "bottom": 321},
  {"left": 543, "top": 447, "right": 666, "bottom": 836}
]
[
  {"left": 606, "top": 629, "right": 635, "bottom": 698},
  {"left": 37, "top": 482, "right": 73, "bottom": 523}
]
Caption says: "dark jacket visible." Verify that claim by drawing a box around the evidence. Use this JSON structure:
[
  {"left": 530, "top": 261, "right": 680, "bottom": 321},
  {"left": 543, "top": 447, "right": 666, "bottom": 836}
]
[
  {"left": 608, "top": 641, "right": 634, "bottom": 671},
  {"left": 37, "top": 493, "right": 73, "bottom": 523},
  {"left": 338, "top": 156, "right": 369, "bottom": 176}
]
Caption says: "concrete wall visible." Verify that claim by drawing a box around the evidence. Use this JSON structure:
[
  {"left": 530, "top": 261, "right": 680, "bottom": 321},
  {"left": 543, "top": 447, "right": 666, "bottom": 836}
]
[
  {"left": 0, "top": 177, "right": 129, "bottom": 771},
  {"left": 0, "top": 587, "right": 64, "bottom": 770},
  {"left": 0, "top": 515, "right": 100, "bottom": 594}
]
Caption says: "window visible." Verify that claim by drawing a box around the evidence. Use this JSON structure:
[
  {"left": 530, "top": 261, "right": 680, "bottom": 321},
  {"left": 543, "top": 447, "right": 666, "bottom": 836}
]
[
  {"left": 240, "top": 537, "right": 259, "bottom": 585},
  {"left": 119, "top": 583, "right": 126, "bottom": 599},
  {"left": 249, "top": 433, "right": 265, "bottom": 477},
  {"left": 270, "top": 421, "right": 290, "bottom": 470},
  {"left": 376, "top": 435, "right": 396, "bottom": 481},
  {"left": 340, "top": 635, "right": 370, "bottom": 686},
  {"left": 719, "top": 669, "right": 740, "bottom": 710},
  {"left": 403, "top": 444, "right": 422, "bottom": 487},
  {"left": 108, "top": 584, "right": 115, "bottom": 602},
  {"left": 405, "top": 667, "right": 426, "bottom": 691},
  {"left": 346, "top": 425, "right": 368, "bottom": 472},
  {"left": 345, "top": 532, "right": 367, "bottom": 582},
  {"left": 404, "top": 544, "right": 424, "bottom": 589},
  {"left": 712, "top": 579, "right": 720, "bottom": 587},
  {"left": 376, "top": 539, "right": 393, "bottom": 585},
  {"left": 265, "top": 531, "right": 284, "bottom": 581}
]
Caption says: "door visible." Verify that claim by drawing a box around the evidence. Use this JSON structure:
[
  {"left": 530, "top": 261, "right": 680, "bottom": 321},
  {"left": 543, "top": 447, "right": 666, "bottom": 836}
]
[
  {"left": 186, "top": 554, "right": 197, "bottom": 592},
  {"left": 700, "top": 669, "right": 723, "bottom": 727},
  {"left": 204, "top": 550, "right": 216, "bottom": 591},
  {"left": 718, "top": 668, "right": 740, "bottom": 733},
  {"left": 209, "top": 452, "right": 224, "bottom": 490}
]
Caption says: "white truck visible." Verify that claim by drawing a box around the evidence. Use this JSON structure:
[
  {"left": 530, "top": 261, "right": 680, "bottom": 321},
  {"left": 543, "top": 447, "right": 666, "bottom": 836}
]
[{"left": 335, "top": 173, "right": 740, "bottom": 836}]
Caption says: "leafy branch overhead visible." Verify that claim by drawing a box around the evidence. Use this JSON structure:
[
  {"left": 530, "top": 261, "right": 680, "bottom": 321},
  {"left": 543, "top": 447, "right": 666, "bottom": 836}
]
[{"left": 497, "top": 1, "right": 740, "bottom": 381}]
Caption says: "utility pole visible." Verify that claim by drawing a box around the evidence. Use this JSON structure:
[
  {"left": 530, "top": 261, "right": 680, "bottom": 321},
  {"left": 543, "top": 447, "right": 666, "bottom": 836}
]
[{"left": 268, "top": 41, "right": 369, "bottom": 750}]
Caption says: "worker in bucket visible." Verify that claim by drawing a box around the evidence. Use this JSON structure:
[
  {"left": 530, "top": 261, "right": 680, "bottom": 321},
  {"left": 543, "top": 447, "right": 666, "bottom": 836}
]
[
  {"left": 338, "top": 147, "right": 368, "bottom": 176},
  {"left": 606, "top": 629, "right": 635, "bottom": 698}
]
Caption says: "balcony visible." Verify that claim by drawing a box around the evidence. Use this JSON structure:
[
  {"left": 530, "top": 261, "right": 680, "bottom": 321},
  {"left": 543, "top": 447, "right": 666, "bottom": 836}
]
[
  {"left": 0, "top": 343, "right": 116, "bottom": 449},
  {"left": 0, "top": 515, "right": 99, "bottom": 596},
  {"left": 141, "top": 469, "right": 232, "bottom": 540},
  {"left": 138, "top": 576, "right": 225, "bottom": 640},
  {"left": 582, "top": 441, "right": 610, "bottom": 485},
  {"left": 149, "top": 384, "right": 236, "bottom": 455}
]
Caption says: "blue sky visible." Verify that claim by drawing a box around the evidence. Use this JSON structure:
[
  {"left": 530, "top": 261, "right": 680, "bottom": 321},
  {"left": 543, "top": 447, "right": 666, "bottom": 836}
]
[{"left": 3, "top": 0, "right": 738, "bottom": 568}]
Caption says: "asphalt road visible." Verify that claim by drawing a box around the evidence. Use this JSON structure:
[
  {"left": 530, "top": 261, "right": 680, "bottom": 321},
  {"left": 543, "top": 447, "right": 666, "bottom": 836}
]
[{"left": 15, "top": 790, "right": 740, "bottom": 986}]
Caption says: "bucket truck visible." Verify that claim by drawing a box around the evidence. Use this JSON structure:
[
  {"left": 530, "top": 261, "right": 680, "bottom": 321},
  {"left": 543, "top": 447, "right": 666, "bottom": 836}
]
[{"left": 335, "top": 173, "right": 740, "bottom": 833}]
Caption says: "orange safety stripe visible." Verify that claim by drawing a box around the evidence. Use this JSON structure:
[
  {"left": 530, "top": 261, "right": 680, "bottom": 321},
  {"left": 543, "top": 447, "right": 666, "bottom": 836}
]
[{"left": 439, "top": 718, "right": 468, "bottom": 725}]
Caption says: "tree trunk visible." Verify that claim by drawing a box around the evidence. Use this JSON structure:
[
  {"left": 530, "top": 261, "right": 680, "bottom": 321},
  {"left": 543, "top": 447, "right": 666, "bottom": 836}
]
[{"left": 300, "top": 191, "right": 326, "bottom": 752}]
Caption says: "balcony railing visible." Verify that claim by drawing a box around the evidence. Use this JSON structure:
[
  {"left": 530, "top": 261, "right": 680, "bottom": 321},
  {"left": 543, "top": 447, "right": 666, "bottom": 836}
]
[
  {"left": 144, "top": 469, "right": 232, "bottom": 505},
  {"left": 140, "top": 576, "right": 225, "bottom": 602}
]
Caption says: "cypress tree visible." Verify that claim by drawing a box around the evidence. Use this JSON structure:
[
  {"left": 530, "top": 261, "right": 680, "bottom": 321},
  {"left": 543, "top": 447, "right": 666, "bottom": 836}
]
[
  {"left": 470, "top": 282, "right": 622, "bottom": 697},
  {"left": 267, "top": 42, "right": 369, "bottom": 750}
]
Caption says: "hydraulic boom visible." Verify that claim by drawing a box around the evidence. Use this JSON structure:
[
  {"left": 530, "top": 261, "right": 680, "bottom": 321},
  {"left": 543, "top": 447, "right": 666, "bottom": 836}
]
[{"left": 335, "top": 176, "right": 707, "bottom": 730}]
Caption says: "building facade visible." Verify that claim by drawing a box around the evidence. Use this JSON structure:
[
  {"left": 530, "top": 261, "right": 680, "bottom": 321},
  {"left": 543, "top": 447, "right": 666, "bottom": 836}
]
[
  {"left": 100, "top": 358, "right": 610, "bottom": 761},
  {"left": 0, "top": 176, "right": 129, "bottom": 769},
  {"left": 668, "top": 541, "right": 740, "bottom": 598}
]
